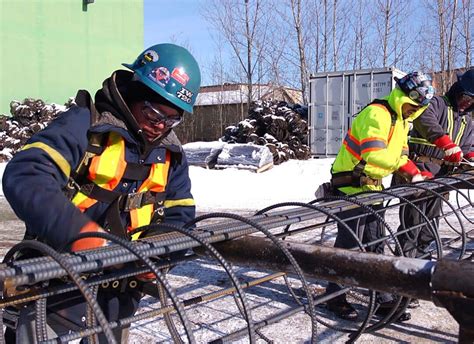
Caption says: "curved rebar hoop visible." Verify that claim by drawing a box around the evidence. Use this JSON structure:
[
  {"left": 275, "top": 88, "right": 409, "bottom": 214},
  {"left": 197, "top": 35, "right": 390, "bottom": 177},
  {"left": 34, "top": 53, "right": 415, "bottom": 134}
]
[
  {"left": 255, "top": 202, "right": 366, "bottom": 251},
  {"left": 431, "top": 176, "right": 474, "bottom": 225},
  {"left": 459, "top": 170, "right": 474, "bottom": 176},
  {"left": 185, "top": 211, "right": 318, "bottom": 343},
  {"left": 260, "top": 199, "right": 329, "bottom": 242},
  {"left": 315, "top": 195, "right": 406, "bottom": 335},
  {"left": 422, "top": 180, "right": 472, "bottom": 259},
  {"left": 388, "top": 183, "right": 466, "bottom": 259},
  {"left": 357, "top": 188, "right": 443, "bottom": 260},
  {"left": 320, "top": 195, "right": 402, "bottom": 256},
  {"left": 453, "top": 171, "right": 474, "bottom": 224},
  {"left": 85, "top": 284, "right": 100, "bottom": 344},
  {"left": 2, "top": 241, "right": 117, "bottom": 344},
  {"left": 68, "top": 231, "right": 196, "bottom": 344},
  {"left": 253, "top": 202, "right": 372, "bottom": 335},
  {"left": 157, "top": 280, "right": 183, "bottom": 344},
  {"left": 421, "top": 179, "right": 471, "bottom": 241},
  {"left": 345, "top": 188, "right": 446, "bottom": 330},
  {"left": 347, "top": 291, "right": 377, "bottom": 343},
  {"left": 157, "top": 222, "right": 256, "bottom": 344},
  {"left": 35, "top": 295, "right": 48, "bottom": 342}
]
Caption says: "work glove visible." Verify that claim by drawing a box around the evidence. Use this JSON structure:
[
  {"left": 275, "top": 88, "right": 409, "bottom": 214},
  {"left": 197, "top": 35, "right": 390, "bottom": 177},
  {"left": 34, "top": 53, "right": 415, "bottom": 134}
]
[
  {"left": 465, "top": 152, "right": 474, "bottom": 162},
  {"left": 420, "top": 170, "right": 434, "bottom": 179},
  {"left": 398, "top": 160, "right": 426, "bottom": 183},
  {"left": 137, "top": 271, "right": 156, "bottom": 282},
  {"left": 460, "top": 152, "right": 474, "bottom": 170},
  {"left": 71, "top": 221, "right": 107, "bottom": 252},
  {"left": 411, "top": 170, "right": 434, "bottom": 182},
  {"left": 434, "top": 135, "right": 463, "bottom": 164}
]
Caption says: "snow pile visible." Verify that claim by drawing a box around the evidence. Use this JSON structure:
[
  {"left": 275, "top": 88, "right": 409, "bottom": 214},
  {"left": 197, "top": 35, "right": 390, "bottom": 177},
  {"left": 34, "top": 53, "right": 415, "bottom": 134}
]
[{"left": 0, "top": 98, "right": 69, "bottom": 162}]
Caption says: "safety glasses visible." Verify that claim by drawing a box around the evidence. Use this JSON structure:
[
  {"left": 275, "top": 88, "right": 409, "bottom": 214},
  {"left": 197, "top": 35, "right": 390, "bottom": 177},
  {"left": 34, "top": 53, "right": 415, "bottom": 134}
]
[{"left": 142, "top": 101, "right": 183, "bottom": 128}]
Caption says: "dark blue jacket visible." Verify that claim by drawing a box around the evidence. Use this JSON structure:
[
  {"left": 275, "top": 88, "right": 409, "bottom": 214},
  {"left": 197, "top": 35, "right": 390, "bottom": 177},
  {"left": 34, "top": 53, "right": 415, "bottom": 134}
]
[{"left": 2, "top": 75, "right": 195, "bottom": 250}]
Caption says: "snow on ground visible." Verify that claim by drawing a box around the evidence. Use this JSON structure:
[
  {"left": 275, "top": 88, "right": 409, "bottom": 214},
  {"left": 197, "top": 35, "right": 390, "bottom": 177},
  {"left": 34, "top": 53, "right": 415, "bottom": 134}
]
[
  {"left": 189, "top": 158, "right": 334, "bottom": 212},
  {"left": 0, "top": 159, "right": 336, "bottom": 205},
  {"left": 0, "top": 159, "right": 463, "bottom": 343}
]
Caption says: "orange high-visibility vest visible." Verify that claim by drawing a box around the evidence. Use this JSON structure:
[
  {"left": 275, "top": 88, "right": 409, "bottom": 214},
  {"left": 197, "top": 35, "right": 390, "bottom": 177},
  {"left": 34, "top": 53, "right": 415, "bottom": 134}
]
[{"left": 71, "top": 132, "right": 171, "bottom": 236}]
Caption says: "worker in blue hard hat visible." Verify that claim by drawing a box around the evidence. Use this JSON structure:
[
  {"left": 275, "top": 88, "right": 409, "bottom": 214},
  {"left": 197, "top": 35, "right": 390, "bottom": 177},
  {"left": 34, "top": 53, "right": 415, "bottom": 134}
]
[{"left": 2, "top": 43, "right": 201, "bottom": 343}]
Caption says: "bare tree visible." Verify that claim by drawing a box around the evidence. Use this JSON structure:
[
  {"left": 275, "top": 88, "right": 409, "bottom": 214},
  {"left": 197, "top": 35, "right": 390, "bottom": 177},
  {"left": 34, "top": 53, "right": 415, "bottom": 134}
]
[
  {"left": 369, "top": 0, "right": 407, "bottom": 67},
  {"left": 288, "top": 0, "right": 309, "bottom": 101},
  {"left": 332, "top": 0, "right": 339, "bottom": 71},
  {"left": 459, "top": 0, "right": 472, "bottom": 67},
  {"left": 350, "top": 0, "right": 369, "bottom": 70},
  {"left": 320, "top": 0, "right": 329, "bottom": 71},
  {"left": 307, "top": 0, "right": 323, "bottom": 73},
  {"left": 203, "top": 0, "right": 271, "bottom": 107},
  {"left": 331, "top": 0, "right": 351, "bottom": 71},
  {"left": 433, "top": 0, "right": 459, "bottom": 92}
]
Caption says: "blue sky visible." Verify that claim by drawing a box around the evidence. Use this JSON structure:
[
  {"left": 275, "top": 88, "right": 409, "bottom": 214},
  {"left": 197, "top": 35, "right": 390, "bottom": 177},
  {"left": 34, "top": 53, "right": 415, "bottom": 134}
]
[{"left": 144, "top": 0, "right": 216, "bottom": 85}]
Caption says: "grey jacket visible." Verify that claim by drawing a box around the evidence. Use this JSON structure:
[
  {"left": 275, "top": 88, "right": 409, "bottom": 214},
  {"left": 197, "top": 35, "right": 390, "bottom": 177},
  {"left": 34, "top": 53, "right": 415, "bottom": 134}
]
[{"left": 408, "top": 94, "right": 473, "bottom": 175}]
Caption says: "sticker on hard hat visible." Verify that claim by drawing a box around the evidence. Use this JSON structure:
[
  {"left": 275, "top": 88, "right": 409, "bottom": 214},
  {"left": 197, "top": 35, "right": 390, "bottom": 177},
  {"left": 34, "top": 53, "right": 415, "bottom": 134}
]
[
  {"left": 171, "top": 68, "right": 190, "bottom": 86},
  {"left": 176, "top": 87, "right": 193, "bottom": 104},
  {"left": 148, "top": 67, "right": 170, "bottom": 87},
  {"left": 142, "top": 50, "right": 159, "bottom": 64}
]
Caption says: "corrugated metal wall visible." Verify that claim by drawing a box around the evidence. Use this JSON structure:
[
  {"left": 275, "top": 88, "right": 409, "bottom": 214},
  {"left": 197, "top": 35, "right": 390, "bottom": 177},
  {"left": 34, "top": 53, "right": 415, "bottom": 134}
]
[{"left": 0, "top": 0, "right": 143, "bottom": 114}]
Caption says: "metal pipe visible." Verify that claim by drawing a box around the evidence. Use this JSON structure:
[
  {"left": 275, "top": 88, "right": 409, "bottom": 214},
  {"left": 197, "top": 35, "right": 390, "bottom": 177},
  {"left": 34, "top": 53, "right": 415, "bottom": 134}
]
[{"left": 207, "top": 236, "right": 474, "bottom": 302}]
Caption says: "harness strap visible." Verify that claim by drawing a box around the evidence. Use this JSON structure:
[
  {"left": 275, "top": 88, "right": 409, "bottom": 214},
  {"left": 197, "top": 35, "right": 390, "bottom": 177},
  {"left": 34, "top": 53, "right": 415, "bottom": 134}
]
[
  {"left": 107, "top": 198, "right": 127, "bottom": 238},
  {"left": 123, "top": 163, "right": 152, "bottom": 180},
  {"left": 331, "top": 171, "right": 383, "bottom": 187},
  {"left": 106, "top": 191, "right": 166, "bottom": 240},
  {"left": 370, "top": 99, "right": 397, "bottom": 143},
  {"left": 352, "top": 160, "right": 366, "bottom": 178},
  {"left": 370, "top": 99, "right": 397, "bottom": 125},
  {"left": 77, "top": 182, "right": 165, "bottom": 211},
  {"left": 332, "top": 159, "right": 383, "bottom": 188}
]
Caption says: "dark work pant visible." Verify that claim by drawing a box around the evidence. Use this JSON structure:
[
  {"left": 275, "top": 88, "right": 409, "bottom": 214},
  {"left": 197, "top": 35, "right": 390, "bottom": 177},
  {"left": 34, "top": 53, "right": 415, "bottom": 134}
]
[
  {"left": 326, "top": 202, "right": 392, "bottom": 303},
  {"left": 397, "top": 194, "right": 441, "bottom": 258}
]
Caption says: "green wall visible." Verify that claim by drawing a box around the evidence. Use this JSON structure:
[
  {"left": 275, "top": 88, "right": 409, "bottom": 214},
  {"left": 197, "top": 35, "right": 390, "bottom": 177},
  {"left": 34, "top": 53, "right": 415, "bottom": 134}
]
[{"left": 0, "top": 0, "right": 144, "bottom": 114}]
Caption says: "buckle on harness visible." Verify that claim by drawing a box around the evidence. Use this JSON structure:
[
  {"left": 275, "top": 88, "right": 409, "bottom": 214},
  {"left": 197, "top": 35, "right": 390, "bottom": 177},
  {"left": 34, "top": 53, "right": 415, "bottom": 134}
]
[{"left": 124, "top": 192, "right": 144, "bottom": 212}]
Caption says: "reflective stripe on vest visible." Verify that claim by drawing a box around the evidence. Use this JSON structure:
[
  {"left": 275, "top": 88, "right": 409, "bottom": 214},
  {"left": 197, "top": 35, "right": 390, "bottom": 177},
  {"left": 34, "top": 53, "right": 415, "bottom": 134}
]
[
  {"left": 71, "top": 132, "right": 170, "bottom": 235},
  {"left": 447, "top": 106, "right": 454, "bottom": 140},
  {"left": 454, "top": 116, "right": 467, "bottom": 145},
  {"left": 343, "top": 104, "right": 393, "bottom": 161},
  {"left": 130, "top": 153, "right": 170, "bottom": 231},
  {"left": 408, "top": 106, "right": 467, "bottom": 147},
  {"left": 72, "top": 132, "right": 126, "bottom": 211},
  {"left": 408, "top": 136, "right": 435, "bottom": 146}
]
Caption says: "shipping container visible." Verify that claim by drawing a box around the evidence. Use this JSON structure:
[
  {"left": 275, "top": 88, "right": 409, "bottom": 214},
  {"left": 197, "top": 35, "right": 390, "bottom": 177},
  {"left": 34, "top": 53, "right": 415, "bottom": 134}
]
[{"left": 308, "top": 67, "right": 405, "bottom": 157}]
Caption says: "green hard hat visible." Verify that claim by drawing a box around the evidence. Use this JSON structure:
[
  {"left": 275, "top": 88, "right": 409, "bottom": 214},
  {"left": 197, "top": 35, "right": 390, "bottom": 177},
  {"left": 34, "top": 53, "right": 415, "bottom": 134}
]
[{"left": 123, "top": 43, "right": 201, "bottom": 113}]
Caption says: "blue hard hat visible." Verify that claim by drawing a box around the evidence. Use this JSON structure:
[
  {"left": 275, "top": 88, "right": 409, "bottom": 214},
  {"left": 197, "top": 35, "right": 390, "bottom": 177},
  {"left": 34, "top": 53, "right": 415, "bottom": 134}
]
[{"left": 123, "top": 43, "right": 201, "bottom": 113}]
